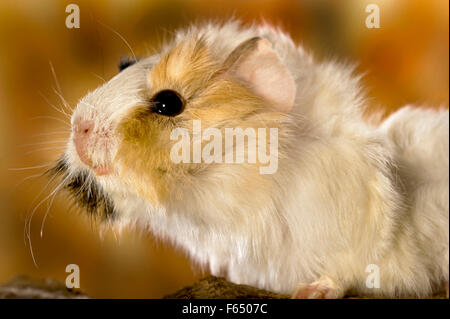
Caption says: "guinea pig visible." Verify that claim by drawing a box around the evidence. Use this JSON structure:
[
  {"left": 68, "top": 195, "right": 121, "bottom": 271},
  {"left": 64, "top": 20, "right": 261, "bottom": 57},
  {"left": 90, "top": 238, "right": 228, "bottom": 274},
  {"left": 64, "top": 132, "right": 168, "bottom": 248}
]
[{"left": 48, "top": 21, "right": 449, "bottom": 298}]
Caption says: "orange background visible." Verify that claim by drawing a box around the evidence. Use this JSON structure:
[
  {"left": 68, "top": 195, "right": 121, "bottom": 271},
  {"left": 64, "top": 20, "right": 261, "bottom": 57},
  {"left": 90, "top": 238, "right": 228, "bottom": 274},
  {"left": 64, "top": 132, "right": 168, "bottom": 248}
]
[{"left": 0, "top": 0, "right": 448, "bottom": 298}]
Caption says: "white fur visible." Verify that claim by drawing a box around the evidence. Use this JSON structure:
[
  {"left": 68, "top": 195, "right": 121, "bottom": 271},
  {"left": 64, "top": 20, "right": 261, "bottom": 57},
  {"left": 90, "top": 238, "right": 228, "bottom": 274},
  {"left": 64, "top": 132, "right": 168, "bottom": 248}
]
[{"left": 65, "top": 21, "right": 449, "bottom": 297}]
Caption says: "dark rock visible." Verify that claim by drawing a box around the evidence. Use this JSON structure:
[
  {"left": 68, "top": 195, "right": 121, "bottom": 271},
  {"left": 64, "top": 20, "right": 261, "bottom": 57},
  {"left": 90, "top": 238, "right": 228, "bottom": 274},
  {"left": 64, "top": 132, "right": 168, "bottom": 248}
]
[
  {"left": 1, "top": 275, "right": 447, "bottom": 299},
  {"left": 0, "top": 276, "right": 89, "bottom": 299},
  {"left": 164, "top": 276, "right": 289, "bottom": 299}
]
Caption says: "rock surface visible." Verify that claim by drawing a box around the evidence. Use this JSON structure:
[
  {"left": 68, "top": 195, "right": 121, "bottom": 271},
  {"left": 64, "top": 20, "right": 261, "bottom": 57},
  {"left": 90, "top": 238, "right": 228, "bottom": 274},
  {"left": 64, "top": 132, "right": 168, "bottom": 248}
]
[
  {"left": 164, "top": 276, "right": 289, "bottom": 299},
  {"left": 0, "top": 275, "right": 447, "bottom": 299},
  {"left": 0, "top": 276, "right": 88, "bottom": 299}
]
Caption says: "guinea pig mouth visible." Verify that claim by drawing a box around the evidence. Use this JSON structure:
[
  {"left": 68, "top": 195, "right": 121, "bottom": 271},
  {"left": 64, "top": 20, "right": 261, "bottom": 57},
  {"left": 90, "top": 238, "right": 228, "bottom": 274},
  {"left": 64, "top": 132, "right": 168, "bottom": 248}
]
[
  {"left": 46, "top": 156, "right": 117, "bottom": 221},
  {"left": 92, "top": 164, "right": 112, "bottom": 176}
]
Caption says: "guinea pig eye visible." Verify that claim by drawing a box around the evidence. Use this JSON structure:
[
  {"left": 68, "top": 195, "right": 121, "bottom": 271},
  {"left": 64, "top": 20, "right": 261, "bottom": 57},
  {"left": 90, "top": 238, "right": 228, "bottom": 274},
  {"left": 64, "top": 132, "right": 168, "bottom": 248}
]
[{"left": 150, "top": 90, "right": 184, "bottom": 116}]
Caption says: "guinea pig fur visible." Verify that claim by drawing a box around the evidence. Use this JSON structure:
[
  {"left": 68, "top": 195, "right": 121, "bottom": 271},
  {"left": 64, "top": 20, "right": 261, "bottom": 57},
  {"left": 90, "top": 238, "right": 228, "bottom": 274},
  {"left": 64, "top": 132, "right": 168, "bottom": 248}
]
[{"left": 49, "top": 21, "right": 449, "bottom": 298}]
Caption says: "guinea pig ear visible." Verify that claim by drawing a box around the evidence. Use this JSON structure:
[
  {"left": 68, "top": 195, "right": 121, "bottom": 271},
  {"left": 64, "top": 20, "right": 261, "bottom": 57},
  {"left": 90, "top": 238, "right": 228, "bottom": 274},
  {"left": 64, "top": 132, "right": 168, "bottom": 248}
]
[{"left": 223, "top": 37, "right": 296, "bottom": 113}]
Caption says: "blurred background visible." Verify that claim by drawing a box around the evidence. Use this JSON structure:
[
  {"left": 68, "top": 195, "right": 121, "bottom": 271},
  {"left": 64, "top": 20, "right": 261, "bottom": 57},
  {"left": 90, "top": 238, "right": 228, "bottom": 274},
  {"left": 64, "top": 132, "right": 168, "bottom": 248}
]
[{"left": 0, "top": 0, "right": 448, "bottom": 298}]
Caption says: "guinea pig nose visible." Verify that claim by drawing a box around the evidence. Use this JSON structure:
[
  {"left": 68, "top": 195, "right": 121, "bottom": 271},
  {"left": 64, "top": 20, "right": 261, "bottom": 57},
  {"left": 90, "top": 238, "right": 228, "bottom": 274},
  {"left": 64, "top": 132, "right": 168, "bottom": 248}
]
[
  {"left": 73, "top": 120, "right": 94, "bottom": 166},
  {"left": 74, "top": 120, "right": 94, "bottom": 136}
]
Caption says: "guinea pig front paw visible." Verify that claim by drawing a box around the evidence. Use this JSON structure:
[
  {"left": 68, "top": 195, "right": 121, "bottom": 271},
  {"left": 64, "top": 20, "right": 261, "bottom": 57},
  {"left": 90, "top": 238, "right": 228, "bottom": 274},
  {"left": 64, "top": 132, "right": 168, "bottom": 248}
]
[{"left": 292, "top": 275, "right": 344, "bottom": 299}]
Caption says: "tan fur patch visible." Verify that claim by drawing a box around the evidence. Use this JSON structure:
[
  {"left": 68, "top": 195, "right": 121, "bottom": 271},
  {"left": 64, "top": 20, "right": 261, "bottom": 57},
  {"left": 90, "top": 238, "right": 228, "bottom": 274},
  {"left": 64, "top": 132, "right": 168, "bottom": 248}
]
[{"left": 115, "top": 37, "right": 292, "bottom": 205}]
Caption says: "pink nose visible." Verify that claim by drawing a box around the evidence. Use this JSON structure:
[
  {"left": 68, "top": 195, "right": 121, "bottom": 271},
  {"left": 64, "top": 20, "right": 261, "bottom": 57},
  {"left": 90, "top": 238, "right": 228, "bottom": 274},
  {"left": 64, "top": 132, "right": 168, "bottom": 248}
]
[{"left": 73, "top": 119, "right": 94, "bottom": 166}]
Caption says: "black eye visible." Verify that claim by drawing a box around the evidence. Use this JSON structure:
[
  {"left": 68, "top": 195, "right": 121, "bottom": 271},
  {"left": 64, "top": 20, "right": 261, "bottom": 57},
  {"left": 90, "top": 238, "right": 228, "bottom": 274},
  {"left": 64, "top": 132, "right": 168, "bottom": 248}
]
[
  {"left": 118, "top": 57, "right": 137, "bottom": 72},
  {"left": 150, "top": 90, "right": 184, "bottom": 116}
]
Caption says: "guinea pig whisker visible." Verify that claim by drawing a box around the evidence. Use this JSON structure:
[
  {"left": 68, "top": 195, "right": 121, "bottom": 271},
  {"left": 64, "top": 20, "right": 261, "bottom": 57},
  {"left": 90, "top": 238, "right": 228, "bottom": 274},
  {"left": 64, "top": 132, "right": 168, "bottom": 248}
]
[
  {"left": 11, "top": 173, "right": 43, "bottom": 194},
  {"left": 91, "top": 72, "right": 107, "bottom": 84},
  {"left": 8, "top": 162, "right": 54, "bottom": 171},
  {"left": 97, "top": 21, "right": 137, "bottom": 62},
  {"left": 40, "top": 184, "right": 62, "bottom": 238},
  {"left": 77, "top": 174, "right": 92, "bottom": 196},
  {"left": 24, "top": 146, "right": 66, "bottom": 156},
  {"left": 29, "top": 116, "right": 70, "bottom": 127},
  {"left": 16, "top": 139, "right": 67, "bottom": 148},
  {"left": 24, "top": 158, "right": 68, "bottom": 246},
  {"left": 49, "top": 61, "right": 73, "bottom": 113},
  {"left": 52, "top": 87, "right": 73, "bottom": 114},
  {"left": 24, "top": 172, "right": 60, "bottom": 244},
  {"left": 25, "top": 174, "right": 70, "bottom": 268},
  {"left": 26, "top": 233, "right": 38, "bottom": 268},
  {"left": 38, "top": 91, "right": 71, "bottom": 120},
  {"left": 31, "top": 130, "right": 71, "bottom": 138}
]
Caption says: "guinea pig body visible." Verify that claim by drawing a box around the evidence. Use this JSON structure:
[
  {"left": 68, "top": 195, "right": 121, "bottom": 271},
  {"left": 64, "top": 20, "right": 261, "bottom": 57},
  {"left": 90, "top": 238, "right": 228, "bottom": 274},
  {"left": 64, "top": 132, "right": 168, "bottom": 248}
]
[{"left": 53, "top": 21, "right": 449, "bottom": 298}]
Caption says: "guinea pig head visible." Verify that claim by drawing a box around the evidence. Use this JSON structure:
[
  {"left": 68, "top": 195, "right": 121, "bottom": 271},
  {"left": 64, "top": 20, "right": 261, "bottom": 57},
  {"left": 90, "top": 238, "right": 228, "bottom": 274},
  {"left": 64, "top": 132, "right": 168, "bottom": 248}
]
[{"left": 51, "top": 35, "right": 297, "bottom": 220}]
